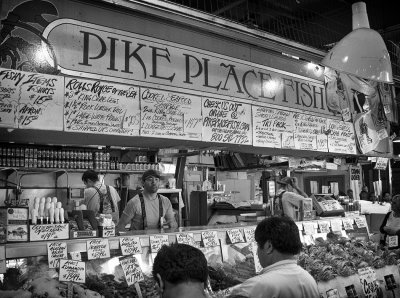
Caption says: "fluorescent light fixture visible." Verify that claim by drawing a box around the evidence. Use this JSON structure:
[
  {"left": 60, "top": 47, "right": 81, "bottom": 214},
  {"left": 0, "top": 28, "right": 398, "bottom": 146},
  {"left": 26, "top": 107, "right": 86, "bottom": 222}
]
[{"left": 321, "top": 2, "right": 392, "bottom": 83}]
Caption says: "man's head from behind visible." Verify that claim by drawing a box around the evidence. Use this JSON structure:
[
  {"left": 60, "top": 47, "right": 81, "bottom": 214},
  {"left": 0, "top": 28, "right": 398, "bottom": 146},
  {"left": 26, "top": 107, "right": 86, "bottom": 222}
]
[
  {"left": 255, "top": 216, "right": 302, "bottom": 268},
  {"left": 152, "top": 243, "right": 208, "bottom": 298}
]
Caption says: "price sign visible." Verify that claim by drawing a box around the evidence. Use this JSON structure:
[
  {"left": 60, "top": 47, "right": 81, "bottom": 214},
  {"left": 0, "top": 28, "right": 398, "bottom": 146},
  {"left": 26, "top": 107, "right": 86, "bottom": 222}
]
[
  {"left": 354, "top": 217, "right": 367, "bottom": 228},
  {"left": 318, "top": 221, "right": 330, "bottom": 233},
  {"left": 303, "top": 234, "right": 315, "bottom": 246},
  {"left": 149, "top": 235, "right": 169, "bottom": 253},
  {"left": 69, "top": 252, "right": 81, "bottom": 261},
  {"left": 47, "top": 242, "right": 67, "bottom": 269},
  {"left": 251, "top": 242, "right": 263, "bottom": 274},
  {"left": 176, "top": 233, "right": 195, "bottom": 246},
  {"left": 342, "top": 218, "right": 354, "bottom": 230},
  {"left": 201, "top": 231, "right": 219, "bottom": 248},
  {"left": 87, "top": 239, "right": 110, "bottom": 260},
  {"left": 30, "top": 223, "right": 69, "bottom": 241},
  {"left": 295, "top": 222, "right": 303, "bottom": 232},
  {"left": 120, "top": 237, "right": 142, "bottom": 256},
  {"left": 388, "top": 236, "right": 398, "bottom": 248},
  {"left": 227, "top": 229, "right": 244, "bottom": 244},
  {"left": 59, "top": 259, "right": 86, "bottom": 283},
  {"left": 120, "top": 256, "right": 144, "bottom": 286},
  {"left": 243, "top": 227, "right": 255, "bottom": 243},
  {"left": 374, "top": 157, "right": 388, "bottom": 170},
  {"left": 326, "top": 288, "right": 340, "bottom": 298},
  {"left": 330, "top": 219, "right": 343, "bottom": 232},
  {"left": 303, "top": 222, "right": 315, "bottom": 235},
  {"left": 358, "top": 267, "right": 379, "bottom": 298}
]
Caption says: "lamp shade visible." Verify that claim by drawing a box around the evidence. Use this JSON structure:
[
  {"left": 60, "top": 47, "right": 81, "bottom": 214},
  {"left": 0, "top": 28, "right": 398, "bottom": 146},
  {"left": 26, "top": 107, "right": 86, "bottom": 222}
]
[{"left": 321, "top": 2, "right": 393, "bottom": 83}]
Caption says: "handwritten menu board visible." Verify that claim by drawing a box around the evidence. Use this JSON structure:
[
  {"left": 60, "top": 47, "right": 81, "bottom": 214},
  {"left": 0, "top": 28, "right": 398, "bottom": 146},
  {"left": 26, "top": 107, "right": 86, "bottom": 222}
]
[
  {"left": 252, "top": 106, "right": 294, "bottom": 148},
  {"left": 87, "top": 239, "right": 110, "bottom": 260},
  {"left": 201, "top": 231, "right": 219, "bottom": 247},
  {"left": 0, "top": 68, "right": 64, "bottom": 130},
  {"left": 202, "top": 98, "right": 252, "bottom": 145},
  {"left": 149, "top": 235, "right": 169, "bottom": 253},
  {"left": 243, "top": 227, "right": 255, "bottom": 243},
  {"left": 227, "top": 229, "right": 244, "bottom": 244},
  {"left": 293, "top": 113, "right": 327, "bottom": 151},
  {"left": 176, "top": 233, "right": 195, "bottom": 246},
  {"left": 140, "top": 88, "right": 202, "bottom": 140},
  {"left": 47, "top": 242, "right": 67, "bottom": 269},
  {"left": 64, "top": 77, "right": 140, "bottom": 136},
  {"left": 120, "top": 237, "right": 142, "bottom": 255},
  {"left": 327, "top": 119, "right": 356, "bottom": 154},
  {"left": 120, "top": 256, "right": 144, "bottom": 286},
  {"left": 59, "top": 259, "right": 86, "bottom": 283}
]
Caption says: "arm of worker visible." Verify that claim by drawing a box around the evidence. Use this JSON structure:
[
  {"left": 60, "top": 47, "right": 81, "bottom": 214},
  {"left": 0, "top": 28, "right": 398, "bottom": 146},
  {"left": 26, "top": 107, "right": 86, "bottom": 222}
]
[
  {"left": 164, "top": 199, "right": 178, "bottom": 229},
  {"left": 291, "top": 178, "right": 308, "bottom": 198},
  {"left": 83, "top": 188, "right": 99, "bottom": 214}
]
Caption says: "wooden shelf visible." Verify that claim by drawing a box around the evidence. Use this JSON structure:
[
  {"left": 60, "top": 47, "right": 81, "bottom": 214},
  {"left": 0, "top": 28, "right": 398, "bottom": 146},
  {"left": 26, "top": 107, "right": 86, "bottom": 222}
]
[{"left": 0, "top": 167, "right": 148, "bottom": 174}]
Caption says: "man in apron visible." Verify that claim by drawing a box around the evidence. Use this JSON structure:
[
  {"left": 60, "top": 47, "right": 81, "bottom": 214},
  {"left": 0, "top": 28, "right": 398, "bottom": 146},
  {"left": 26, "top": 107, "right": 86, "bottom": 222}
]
[{"left": 116, "top": 169, "right": 177, "bottom": 231}]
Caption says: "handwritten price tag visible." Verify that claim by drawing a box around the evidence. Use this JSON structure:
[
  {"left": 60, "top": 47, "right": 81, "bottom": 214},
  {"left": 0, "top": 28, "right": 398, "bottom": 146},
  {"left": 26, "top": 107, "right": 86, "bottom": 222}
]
[
  {"left": 176, "top": 233, "right": 195, "bottom": 246},
  {"left": 120, "top": 256, "right": 144, "bottom": 286},
  {"left": 354, "top": 217, "right": 367, "bottom": 228},
  {"left": 87, "top": 239, "right": 110, "bottom": 260},
  {"left": 358, "top": 267, "right": 379, "bottom": 297},
  {"left": 149, "top": 235, "right": 169, "bottom": 253},
  {"left": 243, "top": 227, "right": 255, "bottom": 243},
  {"left": 388, "top": 236, "right": 398, "bottom": 248},
  {"left": 59, "top": 259, "right": 85, "bottom": 283},
  {"left": 303, "top": 222, "right": 315, "bottom": 235},
  {"left": 201, "top": 231, "right": 219, "bottom": 248},
  {"left": 330, "top": 219, "right": 343, "bottom": 232},
  {"left": 227, "top": 229, "right": 244, "bottom": 244},
  {"left": 318, "top": 221, "right": 330, "bottom": 233},
  {"left": 30, "top": 224, "right": 69, "bottom": 241},
  {"left": 342, "top": 218, "right": 354, "bottom": 230},
  {"left": 47, "top": 242, "right": 67, "bottom": 269},
  {"left": 120, "top": 237, "right": 142, "bottom": 255}
]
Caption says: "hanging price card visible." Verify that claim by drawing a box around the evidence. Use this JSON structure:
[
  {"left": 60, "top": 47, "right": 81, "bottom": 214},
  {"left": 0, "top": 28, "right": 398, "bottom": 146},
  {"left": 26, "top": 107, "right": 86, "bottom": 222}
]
[
  {"left": 120, "top": 237, "right": 142, "bottom": 256},
  {"left": 303, "top": 222, "right": 315, "bottom": 235},
  {"left": 149, "top": 235, "right": 169, "bottom": 253},
  {"left": 47, "top": 242, "right": 67, "bottom": 269},
  {"left": 251, "top": 242, "right": 263, "bottom": 274},
  {"left": 358, "top": 267, "right": 379, "bottom": 298},
  {"left": 318, "top": 221, "right": 330, "bottom": 233},
  {"left": 342, "top": 218, "right": 354, "bottom": 230},
  {"left": 243, "top": 227, "right": 255, "bottom": 243},
  {"left": 330, "top": 219, "right": 343, "bottom": 232},
  {"left": 87, "top": 239, "right": 110, "bottom": 260},
  {"left": 120, "top": 256, "right": 144, "bottom": 286},
  {"left": 354, "top": 217, "right": 367, "bottom": 228},
  {"left": 227, "top": 229, "right": 244, "bottom": 244},
  {"left": 59, "top": 259, "right": 86, "bottom": 283},
  {"left": 176, "top": 233, "right": 195, "bottom": 246},
  {"left": 388, "top": 236, "right": 398, "bottom": 248},
  {"left": 201, "top": 231, "right": 219, "bottom": 247}
]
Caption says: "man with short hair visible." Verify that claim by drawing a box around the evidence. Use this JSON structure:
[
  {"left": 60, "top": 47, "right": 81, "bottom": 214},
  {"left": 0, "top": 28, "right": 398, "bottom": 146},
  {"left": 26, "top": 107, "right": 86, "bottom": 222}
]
[
  {"left": 275, "top": 176, "right": 307, "bottom": 220},
  {"left": 81, "top": 169, "right": 120, "bottom": 222},
  {"left": 229, "top": 217, "right": 319, "bottom": 298},
  {"left": 153, "top": 243, "right": 208, "bottom": 298},
  {"left": 116, "top": 169, "right": 177, "bottom": 231}
]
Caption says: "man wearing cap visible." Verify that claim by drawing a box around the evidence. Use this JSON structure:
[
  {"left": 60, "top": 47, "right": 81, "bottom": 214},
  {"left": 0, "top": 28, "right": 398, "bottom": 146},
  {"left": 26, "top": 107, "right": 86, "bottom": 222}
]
[
  {"left": 116, "top": 169, "right": 177, "bottom": 231},
  {"left": 275, "top": 177, "right": 307, "bottom": 220}
]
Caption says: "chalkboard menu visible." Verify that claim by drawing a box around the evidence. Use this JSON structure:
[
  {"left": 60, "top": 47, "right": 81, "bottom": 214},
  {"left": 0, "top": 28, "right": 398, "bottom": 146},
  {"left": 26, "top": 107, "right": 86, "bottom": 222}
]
[
  {"left": 293, "top": 113, "right": 327, "bottom": 151},
  {"left": 327, "top": 119, "right": 357, "bottom": 154},
  {"left": 140, "top": 88, "right": 202, "bottom": 140},
  {"left": 0, "top": 68, "right": 63, "bottom": 130},
  {"left": 64, "top": 78, "right": 140, "bottom": 136},
  {"left": 202, "top": 98, "right": 252, "bottom": 145},
  {"left": 252, "top": 106, "right": 294, "bottom": 148}
]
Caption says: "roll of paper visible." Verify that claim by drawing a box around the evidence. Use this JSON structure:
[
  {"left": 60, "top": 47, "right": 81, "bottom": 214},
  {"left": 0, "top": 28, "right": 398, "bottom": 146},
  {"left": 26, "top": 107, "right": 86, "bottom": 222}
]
[
  {"left": 49, "top": 206, "right": 55, "bottom": 224},
  {"left": 52, "top": 197, "right": 58, "bottom": 205},
  {"left": 54, "top": 208, "right": 60, "bottom": 223},
  {"left": 56, "top": 202, "right": 62, "bottom": 209},
  {"left": 59, "top": 207, "right": 65, "bottom": 223}
]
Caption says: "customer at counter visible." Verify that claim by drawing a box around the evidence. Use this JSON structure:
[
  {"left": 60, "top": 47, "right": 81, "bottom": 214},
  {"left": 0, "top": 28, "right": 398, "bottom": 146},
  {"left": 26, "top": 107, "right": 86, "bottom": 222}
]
[
  {"left": 153, "top": 243, "right": 209, "bottom": 298},
  {"left": 275, "top": 177, "right": 307, "bottom": 220},
  {"left": 116, "top": 169, "right": 177, "bottom": 231},
  {"left": 380, "top": 194, "right": 400, "bottom": 248},
  {"left": 81, "top": 170, "right": 120, "bottom": 222},
  {"left": 382, "top": 192, "right": 392, "bottom": 203},
  {"left": 360, "top": 185, "right": 369, "bottom": 201},
  {"left": 229, "top": 217, "right": 319, "bottom": 298}
]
